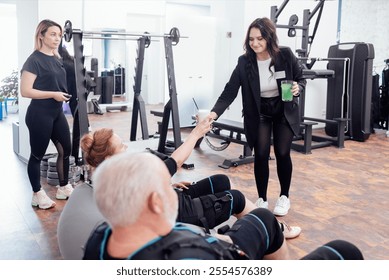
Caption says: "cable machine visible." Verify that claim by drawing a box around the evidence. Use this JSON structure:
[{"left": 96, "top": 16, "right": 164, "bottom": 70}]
[{"left": 271, "top": 0, "right": 326, "bottom": 58}]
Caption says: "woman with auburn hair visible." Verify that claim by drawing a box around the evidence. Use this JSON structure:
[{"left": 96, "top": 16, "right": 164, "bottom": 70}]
[{"left": 80, "top": 128, "right": 123, "bottom": 168}]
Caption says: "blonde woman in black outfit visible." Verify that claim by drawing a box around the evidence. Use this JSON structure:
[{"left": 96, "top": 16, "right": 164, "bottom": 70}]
[
  {"left": 209, "top": 18, "right": 306, "bottom": 216},
  {"left": 20, "top": 19, "right": 74, "bottom": 209}
]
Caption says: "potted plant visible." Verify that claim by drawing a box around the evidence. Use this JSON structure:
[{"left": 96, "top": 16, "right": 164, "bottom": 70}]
[{"left": 0, "top": 69, "right": 19, "bottom": 119}]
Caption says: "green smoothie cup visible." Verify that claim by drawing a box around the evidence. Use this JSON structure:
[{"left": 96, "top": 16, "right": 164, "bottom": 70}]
[{"left": 281, "top": 80, "right": 293, "bottom": 102}]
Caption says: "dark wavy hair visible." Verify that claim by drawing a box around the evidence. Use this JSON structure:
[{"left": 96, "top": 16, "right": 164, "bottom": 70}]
[{"left": 243, "top": 17, "right": 280, "bottom": 79}]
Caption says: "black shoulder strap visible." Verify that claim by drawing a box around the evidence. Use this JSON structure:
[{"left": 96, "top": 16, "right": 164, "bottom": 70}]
[{"left": 83, "top": 222, "right": 109, "bottom": 260}]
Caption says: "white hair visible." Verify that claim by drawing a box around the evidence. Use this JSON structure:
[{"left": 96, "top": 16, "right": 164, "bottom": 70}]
[{"left": 92, "top": 152, "right": 169, "bottom": 227}]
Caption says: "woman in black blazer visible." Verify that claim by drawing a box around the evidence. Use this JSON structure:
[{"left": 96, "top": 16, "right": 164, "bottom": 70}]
[{"left": 210, "top": 18, "right": 306, "bottom": 216}]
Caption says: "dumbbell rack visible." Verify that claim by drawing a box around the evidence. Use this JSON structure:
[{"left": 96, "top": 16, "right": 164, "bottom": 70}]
[{"left": 40, "top": 154, "right": 80, "bottom": 186}]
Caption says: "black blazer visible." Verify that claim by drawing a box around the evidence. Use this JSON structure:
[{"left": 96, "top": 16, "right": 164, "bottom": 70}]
[{"left": 211, "top": 46, "right": 306, "bottom": 149}]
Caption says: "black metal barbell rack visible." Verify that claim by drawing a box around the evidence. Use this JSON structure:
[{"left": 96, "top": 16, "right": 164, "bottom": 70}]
[{"left": 62, "top": 20, "right": 188, "bottom": 165}]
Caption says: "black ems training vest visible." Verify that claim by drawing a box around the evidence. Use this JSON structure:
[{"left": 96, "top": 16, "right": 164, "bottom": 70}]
[
  {"left": 176, "top": 191, "right": 232, "bottom": 233},
  {"left": 83, "top": 223, "right": 249, "bottom": 260}
]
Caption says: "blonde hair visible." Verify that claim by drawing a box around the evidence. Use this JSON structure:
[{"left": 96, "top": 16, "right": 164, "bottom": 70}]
[{"left": 34, "top": 19, "right": 62, "bottom": 58}]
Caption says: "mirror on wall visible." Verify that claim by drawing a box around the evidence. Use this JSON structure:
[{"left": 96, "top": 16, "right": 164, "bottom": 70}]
[{"left": 85, "top": 29, "right": 128, "bottom": 105}]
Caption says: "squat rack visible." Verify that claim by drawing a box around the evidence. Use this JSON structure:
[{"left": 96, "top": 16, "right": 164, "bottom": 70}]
[{"left": 62, "top": 20, "right": 187, "bottom": 163}]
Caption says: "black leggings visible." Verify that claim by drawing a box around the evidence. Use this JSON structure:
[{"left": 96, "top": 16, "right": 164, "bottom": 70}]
[
  {"left": 26, "top": 104, "right": 71, "bottom": 192},
  {"left": 226, "top": 208, "right": 364, "bottom": 260},
  {"left": 226, "top": 208, "right": 285, "bottom": 259},
  {"left": 301, "top": 240, "right": 364, "bottom": 260},
  {"left": 253, "top": 98, "right": 294, "bottom": 201},
  {"left": 183, "top": 174, "right": 230, "bottom": 196}
]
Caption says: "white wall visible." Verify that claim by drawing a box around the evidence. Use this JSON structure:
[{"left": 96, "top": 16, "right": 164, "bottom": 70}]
[
  {"left": 16, "top": 0, "right": 39, "bottom": 162},
  {"left": 0, "top": 4, "right": 17, "bottom": 81},
  {"left": 166, "top": 6, "right": 216, "bottom": 126},
  {"left": 210, "top": 1, "right": 246, "bottom": 121},
  {"left": 340, "top": 0, "right": 388, "bottom": 72},
  {"left": 125, "top": 13, "right": 165, "bottom": 105}
]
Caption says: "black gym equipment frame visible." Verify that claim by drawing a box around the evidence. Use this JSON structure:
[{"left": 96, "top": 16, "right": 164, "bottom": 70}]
[
  {"left": 130, "top": 28, "right": 183, "bottom": 156},
  {"left": 294, "top": 57, "right": 350, "bottom": 154},
  {"left": 70, "top": 29, "right": 91, "bottom": 165},
  {"left": 130, "top": 36, "right": 151, "bottom": 141},
  {"left": 155, "top": 34, "right": 182, "bottom": 154},
  {"left": 205, "top": 119, "right": 254, "bottom": 169},
  {"left": 63, "top": 20, "right": 185, "bottom": 163},
  {"left": 376, "top": 60, "right": 389, "bottom": 130},
  {"left": 271, "top": 0, "right": 326, "bottom": 59},
  {"left": 325, "top": 42, "right": 375, "bottom": 142}
]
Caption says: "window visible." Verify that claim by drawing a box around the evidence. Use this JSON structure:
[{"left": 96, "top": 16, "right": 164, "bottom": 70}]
[{"left": 0, "top": 3, "right": 17, "bottom": 83}]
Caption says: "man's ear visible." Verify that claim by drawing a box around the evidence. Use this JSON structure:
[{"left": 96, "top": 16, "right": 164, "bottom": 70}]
[{"left": 148, "top": 192, "right": 163, "bottom": 214}]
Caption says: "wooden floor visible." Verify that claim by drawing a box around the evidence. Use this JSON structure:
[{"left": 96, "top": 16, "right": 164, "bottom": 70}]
[{"left": 1, "top": 103, "right": 389, "bottom": 260}]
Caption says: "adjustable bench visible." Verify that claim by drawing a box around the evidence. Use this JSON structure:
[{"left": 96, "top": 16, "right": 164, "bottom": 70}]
[
  {"left": 208, "top": 118, "right": 322, "bottom": 161},
  {"left": 204, "top": 118, "right": 254, "bottom": 169}
]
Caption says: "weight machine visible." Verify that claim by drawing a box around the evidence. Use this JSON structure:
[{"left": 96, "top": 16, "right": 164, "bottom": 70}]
[{"left": 271, "top": 0, "right": 352, "bottom": 153}]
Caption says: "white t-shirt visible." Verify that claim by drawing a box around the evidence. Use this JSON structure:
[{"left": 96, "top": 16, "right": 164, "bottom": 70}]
[{"left": 257, "top": 58, "right": 279, "bottom": 98}]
